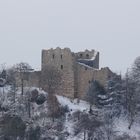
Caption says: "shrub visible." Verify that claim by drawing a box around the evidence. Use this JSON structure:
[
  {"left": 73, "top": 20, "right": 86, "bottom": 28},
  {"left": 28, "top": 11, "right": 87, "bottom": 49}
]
[
  {"left": 30, "top": 89, "right": 39, "bottom": 102},
  {"left": 27, "top": 126, "right": 41, "bottom": 140},
  {"left": 35, "top": 93, "right": 46, "bottom": 105},
  {"left": 0, "top": 114, "right": 26, "bottom": 139}
]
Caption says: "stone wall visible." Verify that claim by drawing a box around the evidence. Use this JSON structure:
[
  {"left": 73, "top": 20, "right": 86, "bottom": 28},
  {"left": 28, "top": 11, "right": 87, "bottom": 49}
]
[
  {"left": 77, "top": 64, "right": 116, "bottom": 99},
  {"left": 77, "top": 63, "right": 95, "bottom": 99},
  {"left": 75, "top": 49, "right": 99, "bottom": 69},
  {"left": 15, "top": 71, "right": 41, "bottom": 88},
  {"left": 93, "top": 67, "right": 115, "bottom": 86}
]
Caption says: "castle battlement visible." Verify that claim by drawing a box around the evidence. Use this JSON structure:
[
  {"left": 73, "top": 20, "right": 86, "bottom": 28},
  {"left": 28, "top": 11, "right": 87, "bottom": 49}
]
[{"left": 42, "top": 48, "right": 99, "bottom": 70}]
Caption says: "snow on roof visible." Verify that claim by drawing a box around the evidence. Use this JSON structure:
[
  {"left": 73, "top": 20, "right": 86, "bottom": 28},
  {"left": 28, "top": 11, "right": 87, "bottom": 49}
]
[
  {"left": 78, "top": 58, "right": 94, "bottom": 61},
  {"left": 78, "top": 62, "right": 98, "bottom": 70},
  {"left": 90, "top": 51, "right": 98, "bottom": 60},
  {"left": 78, "top": 62, "right": 93, "bottom": 69}
]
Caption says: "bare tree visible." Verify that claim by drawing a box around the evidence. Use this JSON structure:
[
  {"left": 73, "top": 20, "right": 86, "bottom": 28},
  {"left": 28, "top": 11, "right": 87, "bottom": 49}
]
[
  {"left": 123, "top": 57, "right": 140, "bottom": 129},
  {"left": 41, "top": 65, "right": 62, "bottom": 94},
  {"left": 124, "top": 70, "right": 136, "bottom": 129},
  {"left": 15, "top": 62, "right": 33, "bottom": 95},
  {"left": 122, "top": 57, "right": 140, "bottom": 129},
  {"left": 41, "top": 65, "right": 62, "bottom": 122},
  {"left": 103, "top": 109, "right": 117, "bottom": 140},
  {"left": 74, "top": 112, "right": 103, "bottom": 140},
  {"left": 7, "top": 63, "right": 34, "bottom": 118},
  {"left": 7, "top": 67, "right": 18, "bottom": 104},
  {"left": 47, "top": 95, "right": 62, "bottom": 122}
]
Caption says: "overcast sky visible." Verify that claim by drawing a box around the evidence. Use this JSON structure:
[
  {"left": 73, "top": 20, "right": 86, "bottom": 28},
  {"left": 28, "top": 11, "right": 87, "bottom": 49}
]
[{"left": 0, "top": 0, "right": 140, "bottom": 74}]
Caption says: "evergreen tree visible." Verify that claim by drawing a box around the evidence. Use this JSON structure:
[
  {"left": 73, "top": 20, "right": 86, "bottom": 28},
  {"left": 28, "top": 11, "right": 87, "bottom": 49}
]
[
  {"left": 106, "top": 75, "right": 123, "bottom": 116},
  {"left": 87, "top": 80, "right": 106, "bottom": 112}
]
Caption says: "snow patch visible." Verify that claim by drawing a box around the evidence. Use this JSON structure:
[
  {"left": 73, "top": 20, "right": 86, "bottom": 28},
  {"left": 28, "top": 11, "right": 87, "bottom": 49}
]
[
  {"left": 115, "top": 117, "right": 140, "bottom": 138},
  {"left": 56, "top": 95, "right": 90, "bottom": 112}
]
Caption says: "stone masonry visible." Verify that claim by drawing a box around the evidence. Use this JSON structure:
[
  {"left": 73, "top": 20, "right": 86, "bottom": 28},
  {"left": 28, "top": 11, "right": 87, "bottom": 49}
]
[
  {"left": 15, "top": 47, "right": 116, "bottom": 99},
  {"left": 41, "top": 47, "right": 116, "bottom": 99}
]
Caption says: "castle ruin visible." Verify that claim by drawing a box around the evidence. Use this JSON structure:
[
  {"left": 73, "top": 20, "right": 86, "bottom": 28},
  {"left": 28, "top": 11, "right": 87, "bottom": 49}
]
[
  {"left": 15, "top": 47, "right": 116, "bottom": 99},
  {"left": 41, "top": 47, "right": 115, "bottom": 99}
]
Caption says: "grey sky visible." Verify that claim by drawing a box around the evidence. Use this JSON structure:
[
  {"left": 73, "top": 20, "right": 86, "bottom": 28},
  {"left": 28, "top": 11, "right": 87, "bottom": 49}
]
[{"left": 0, "top": 0, "right": 140, "bottom": 74}]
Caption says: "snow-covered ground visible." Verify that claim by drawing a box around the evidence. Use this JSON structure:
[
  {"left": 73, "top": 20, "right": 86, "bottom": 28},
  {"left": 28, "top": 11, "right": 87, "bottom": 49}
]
[
  {"left": 1, "top": 86, "right": 140, "bottom": 140},
  {"left": 56, "top": 95, "right": 90, "bottom": 112},
  {"left": 114, "top": 118, "right": 140, "bottom": 139},
  {"left": 57, "top": 95, "right": 140, "bottom": 140}
]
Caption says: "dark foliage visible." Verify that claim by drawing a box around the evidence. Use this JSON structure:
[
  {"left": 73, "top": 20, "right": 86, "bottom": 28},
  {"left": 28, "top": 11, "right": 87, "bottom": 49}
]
[
  {"left": 27, "top": 126, "right": 41, "bottom": 140},
  {"left": 86, "top": 80, "right": 106, "bottom": 110},
  {"left": 30, "top": 89, "right": 39, "bottom": 102},
  {"left": 0, "top": 105, "right": 9, "bottom": 112},
  {"left": 74, "top": 112, "right": 103, "bottom": 139},
  {"left": 35, "top": 93, "right": 46, "bottom": 105},
  {"left": 0, "top": 114, "right": 26, "bottom": 139}
]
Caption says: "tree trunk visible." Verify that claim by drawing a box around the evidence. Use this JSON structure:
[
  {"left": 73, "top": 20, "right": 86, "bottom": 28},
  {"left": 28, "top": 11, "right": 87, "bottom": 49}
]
[
  {"left": 21, "top": 79, "right": 24, "bottom": 95},
  {"left": 84, "top": 130, "right": 86, "bottom": 140},
  {"left": 28, "top": 101, "right": 31, "bottom": 118},
  {"left": 89, "top": 105, "right": 92, "bottom": 114},
  {"left": 128, "top": 118, "right": 134, "bottom": 129}
]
